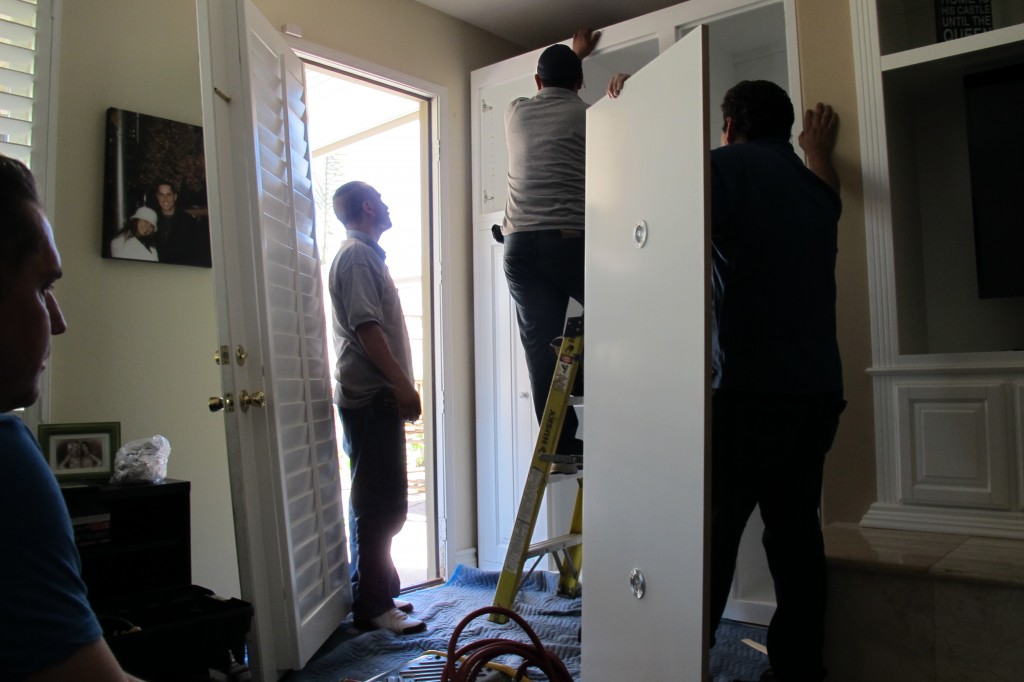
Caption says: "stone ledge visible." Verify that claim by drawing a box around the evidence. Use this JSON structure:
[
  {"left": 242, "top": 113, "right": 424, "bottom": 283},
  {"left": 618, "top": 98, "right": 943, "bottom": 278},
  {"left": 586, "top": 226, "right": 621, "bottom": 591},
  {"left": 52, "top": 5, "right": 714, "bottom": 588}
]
[{"left": 824, "top": 522, "right": 1024, "bottom": 588}]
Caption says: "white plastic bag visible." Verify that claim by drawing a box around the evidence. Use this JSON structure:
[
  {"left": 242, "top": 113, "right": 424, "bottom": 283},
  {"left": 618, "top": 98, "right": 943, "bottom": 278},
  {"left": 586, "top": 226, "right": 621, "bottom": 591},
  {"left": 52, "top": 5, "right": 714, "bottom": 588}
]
[{"left": 110, "top": 435, "right": 170, "bottom": 485}]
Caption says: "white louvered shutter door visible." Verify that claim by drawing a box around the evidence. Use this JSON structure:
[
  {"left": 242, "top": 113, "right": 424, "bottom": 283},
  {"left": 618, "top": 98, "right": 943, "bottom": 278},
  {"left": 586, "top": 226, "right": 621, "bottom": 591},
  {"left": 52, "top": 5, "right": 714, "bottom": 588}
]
[{"left": 197, "top": 0, "right": 349, "bottom": 676}]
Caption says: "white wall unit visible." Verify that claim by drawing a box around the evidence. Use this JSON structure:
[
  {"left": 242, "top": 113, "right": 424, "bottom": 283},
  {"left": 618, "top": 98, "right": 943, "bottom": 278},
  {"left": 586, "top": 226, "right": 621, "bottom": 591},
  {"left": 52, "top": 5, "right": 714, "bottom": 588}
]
[
  {"left": 852, "top": 0, "right": 1024, "bottom": 538},
  {"left": 472, "top": 0, "right": 802, "bottom": 640}
]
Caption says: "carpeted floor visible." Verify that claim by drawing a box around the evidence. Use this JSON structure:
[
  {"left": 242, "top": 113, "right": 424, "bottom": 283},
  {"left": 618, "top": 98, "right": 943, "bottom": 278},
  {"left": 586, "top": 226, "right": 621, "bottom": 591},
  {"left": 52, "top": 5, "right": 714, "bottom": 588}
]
[{"left": 286, "top": 564, "right": 769, "bottom": 681}]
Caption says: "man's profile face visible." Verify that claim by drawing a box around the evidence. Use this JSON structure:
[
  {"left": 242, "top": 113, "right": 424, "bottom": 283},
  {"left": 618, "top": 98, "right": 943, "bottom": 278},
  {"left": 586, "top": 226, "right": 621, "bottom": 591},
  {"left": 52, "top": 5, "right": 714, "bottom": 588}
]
[
  {"left": 369, "top": 188, "right": 392, "bottom": 232},
  {"left": 0, "top": 208, "right": 67, "bottom": 412},
  {"left": 156, "top": 184, "right": 177, "bottom": 215}
]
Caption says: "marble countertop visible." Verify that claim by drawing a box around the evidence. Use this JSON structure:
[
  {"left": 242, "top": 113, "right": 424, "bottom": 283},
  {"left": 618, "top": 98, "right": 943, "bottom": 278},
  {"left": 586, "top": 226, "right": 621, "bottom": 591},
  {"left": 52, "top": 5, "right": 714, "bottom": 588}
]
[{"left": 824, "top": 522, "right": 1024, "bottom": 587}]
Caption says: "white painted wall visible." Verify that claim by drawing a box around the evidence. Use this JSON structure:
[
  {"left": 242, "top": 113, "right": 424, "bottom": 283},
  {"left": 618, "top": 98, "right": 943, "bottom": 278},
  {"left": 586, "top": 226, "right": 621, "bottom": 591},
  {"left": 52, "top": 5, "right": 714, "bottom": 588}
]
[{"left": 46, "top": 0, "right": 521, "bottom": 598}]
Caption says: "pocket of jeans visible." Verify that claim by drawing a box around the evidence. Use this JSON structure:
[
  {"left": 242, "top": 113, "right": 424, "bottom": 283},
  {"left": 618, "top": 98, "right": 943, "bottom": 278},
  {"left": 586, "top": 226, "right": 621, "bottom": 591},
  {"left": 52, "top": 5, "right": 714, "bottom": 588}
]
[{"left": 372, "top": 390, "right": 397, "bottom": 412}]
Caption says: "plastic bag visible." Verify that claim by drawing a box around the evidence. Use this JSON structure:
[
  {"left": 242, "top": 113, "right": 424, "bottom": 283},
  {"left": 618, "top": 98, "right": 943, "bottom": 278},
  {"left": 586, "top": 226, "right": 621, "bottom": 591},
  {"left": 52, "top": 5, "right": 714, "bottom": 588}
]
[{"left": 110, "top": 435, "right": 170, "bottom": 485}]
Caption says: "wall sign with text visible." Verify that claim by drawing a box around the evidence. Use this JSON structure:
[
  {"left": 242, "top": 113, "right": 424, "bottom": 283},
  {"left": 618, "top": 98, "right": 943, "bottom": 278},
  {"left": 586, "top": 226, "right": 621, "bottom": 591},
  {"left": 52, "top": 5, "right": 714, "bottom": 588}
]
[{"left": 935, "top": 0, "right": 993, "bottom": 42}]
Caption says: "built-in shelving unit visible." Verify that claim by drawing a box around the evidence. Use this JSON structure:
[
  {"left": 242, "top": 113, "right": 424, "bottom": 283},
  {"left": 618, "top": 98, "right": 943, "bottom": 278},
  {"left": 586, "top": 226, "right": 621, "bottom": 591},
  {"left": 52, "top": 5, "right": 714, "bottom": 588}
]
[{"left": 851, "top": 0, "right": 1024, "bottom": 537}]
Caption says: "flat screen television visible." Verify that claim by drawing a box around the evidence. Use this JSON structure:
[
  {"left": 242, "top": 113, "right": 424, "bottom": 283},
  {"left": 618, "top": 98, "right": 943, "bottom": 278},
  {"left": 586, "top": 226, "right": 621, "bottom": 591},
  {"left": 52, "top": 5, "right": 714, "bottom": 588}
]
[{"left": 963, "top": 62, "right": 1024, "bottom": 299}]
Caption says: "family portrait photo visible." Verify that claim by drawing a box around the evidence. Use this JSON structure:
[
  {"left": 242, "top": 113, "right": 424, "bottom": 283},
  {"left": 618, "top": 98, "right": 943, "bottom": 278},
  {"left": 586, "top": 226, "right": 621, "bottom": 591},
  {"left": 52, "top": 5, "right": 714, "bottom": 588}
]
[
  {"left": 38, "top": 422, "right": 121, "bottom": 482},
  {"left": 102, "top": 107, "right": 212, "bottom": 268}
]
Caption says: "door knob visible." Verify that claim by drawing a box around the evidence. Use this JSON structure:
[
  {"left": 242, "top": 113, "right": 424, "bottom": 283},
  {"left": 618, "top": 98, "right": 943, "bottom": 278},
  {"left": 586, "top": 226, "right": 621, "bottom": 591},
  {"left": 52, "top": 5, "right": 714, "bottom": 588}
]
[
  {"left": 239, "top": 390, "right": 266, "bottom": 412},
  {"left": 213, "top": 345, "right": 229, "bottom": 365},
  {"left": 209, "top": 395, "right": 235, "bottom": 413}
]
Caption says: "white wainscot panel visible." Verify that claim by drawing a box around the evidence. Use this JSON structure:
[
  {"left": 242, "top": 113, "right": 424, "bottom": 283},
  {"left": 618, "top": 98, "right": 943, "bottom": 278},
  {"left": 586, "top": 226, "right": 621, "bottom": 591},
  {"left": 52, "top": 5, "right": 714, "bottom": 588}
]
[
  {"left": 1016, "top": 382, "right": 1024, "bottom": 512},
  {"left": 897, "top": 381, "right": 1009, "bottom": 510}
]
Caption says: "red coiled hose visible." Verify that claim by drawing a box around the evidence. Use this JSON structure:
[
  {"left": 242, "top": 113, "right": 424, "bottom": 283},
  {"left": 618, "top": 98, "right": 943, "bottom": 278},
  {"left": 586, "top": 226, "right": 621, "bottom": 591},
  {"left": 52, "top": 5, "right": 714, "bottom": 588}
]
[{"left": 440, "top": 605, "right": 573, "bottom": 682}]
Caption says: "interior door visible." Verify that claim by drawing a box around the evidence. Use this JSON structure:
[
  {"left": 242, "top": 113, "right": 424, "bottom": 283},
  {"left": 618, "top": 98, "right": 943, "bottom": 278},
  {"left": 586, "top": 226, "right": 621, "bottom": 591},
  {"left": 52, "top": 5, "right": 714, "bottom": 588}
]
[
  {"left": 583, "top": 26, "right": 710, "bottom": 681},
  {"left": 196, "top": 0, "right": 349, "bottom": 677}
]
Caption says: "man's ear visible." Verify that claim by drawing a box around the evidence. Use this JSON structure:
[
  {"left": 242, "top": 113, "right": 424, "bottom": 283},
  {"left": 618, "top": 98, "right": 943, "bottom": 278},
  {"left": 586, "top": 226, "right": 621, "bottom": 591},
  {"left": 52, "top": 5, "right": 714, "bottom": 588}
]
[
  {"left": 534, "top": 74, "right": 543, "bottom": 91},
  {"left": 723, "top": 116, "right": 736, "bottom": 145}
]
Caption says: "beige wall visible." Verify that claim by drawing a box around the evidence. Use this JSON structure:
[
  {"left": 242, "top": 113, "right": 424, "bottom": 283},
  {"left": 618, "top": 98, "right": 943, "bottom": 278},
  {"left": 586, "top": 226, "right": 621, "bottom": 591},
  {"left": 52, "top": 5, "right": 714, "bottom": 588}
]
[
  {"left": 51, "top": 0, "right": 235, "bottom": 594},
  {"left": 48, "top": 0, "right": 519, "bottom": 598},
  {"left": 795, "top": 0, "right": 876, "bottom": 526},
  {"left": 46, "top": 0, "right": 875, "bottom": 602}
]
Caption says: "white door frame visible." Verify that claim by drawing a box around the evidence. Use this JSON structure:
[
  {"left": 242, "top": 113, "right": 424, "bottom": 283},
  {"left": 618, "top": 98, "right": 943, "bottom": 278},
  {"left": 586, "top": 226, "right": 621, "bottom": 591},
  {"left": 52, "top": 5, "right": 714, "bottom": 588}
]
[{"left": 287, "top": 37, "right": 456, "bottom": 580}]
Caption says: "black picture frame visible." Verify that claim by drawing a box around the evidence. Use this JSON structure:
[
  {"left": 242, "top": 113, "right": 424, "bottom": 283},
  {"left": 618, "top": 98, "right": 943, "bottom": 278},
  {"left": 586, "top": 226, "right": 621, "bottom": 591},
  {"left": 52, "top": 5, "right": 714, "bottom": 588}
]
[
  {"left": 38, "top": 422, "right": 121, "bottom": 482},
  {"left": 102, "top": 107, "right": 212, "bottom": 268}
]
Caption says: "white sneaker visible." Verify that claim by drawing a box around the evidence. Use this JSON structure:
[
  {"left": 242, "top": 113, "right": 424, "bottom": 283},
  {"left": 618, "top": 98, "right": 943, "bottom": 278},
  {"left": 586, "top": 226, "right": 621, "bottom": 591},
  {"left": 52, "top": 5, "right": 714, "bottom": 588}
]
[{"left": 370, "top": 607, "right": 426, "bottom": 635}]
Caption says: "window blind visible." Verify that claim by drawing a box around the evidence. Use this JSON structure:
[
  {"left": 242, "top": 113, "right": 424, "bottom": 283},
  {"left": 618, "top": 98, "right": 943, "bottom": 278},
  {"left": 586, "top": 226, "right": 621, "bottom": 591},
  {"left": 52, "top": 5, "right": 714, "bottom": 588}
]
[{"left": 0, "top": 0, "right": 40, "bottom": 166}]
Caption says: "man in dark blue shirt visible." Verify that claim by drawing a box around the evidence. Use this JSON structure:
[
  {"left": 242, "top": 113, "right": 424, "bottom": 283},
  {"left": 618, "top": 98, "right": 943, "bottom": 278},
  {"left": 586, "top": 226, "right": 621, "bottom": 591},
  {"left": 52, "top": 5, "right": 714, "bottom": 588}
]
[
  {"left": 607, "top": 73, "right": 844, "bottom": 679},
  {"left": 707, "top": 81, "right": 845, "bottom": 682}
]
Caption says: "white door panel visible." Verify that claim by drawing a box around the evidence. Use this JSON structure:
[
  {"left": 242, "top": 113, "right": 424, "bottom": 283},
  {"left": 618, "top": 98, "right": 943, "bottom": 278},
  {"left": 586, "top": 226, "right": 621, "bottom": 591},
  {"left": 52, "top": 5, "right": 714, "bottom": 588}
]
[
  {"left": 197, "top": 0, "right": 349, "bottom": 677},
  {"left": 583, "top": 27, "right": 710, "bottom": 682},
  {"left": 472, "top": 224, "right": 546, "bottom": 570}
]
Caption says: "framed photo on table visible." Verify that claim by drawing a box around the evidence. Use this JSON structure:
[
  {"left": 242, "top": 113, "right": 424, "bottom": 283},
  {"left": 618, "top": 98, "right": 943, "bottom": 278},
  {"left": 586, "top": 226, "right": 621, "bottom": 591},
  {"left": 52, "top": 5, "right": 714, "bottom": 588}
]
[{"left": 38, "top": 422, "right": 120, "bottom": 482}]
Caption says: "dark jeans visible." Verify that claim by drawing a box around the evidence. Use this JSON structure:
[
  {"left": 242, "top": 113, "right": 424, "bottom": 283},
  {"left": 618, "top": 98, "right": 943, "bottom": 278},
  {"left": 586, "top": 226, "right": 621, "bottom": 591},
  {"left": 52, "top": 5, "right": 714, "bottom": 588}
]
[
  {"left": 503, "top": 229, "right": 585, "bottom": 454},
  {"left": 339, "top": 393, "right": 408, "bottom": 621},
  {"left": 709, "top": 391, "right": 846, "bottom": 681}
]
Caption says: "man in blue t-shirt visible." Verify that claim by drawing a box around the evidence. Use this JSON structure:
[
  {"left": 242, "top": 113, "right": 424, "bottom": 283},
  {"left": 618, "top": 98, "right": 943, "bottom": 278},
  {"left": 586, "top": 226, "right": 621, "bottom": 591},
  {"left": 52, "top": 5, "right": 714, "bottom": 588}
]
[
  {"left": 0, "top": 155, "right": 143, "bottom": 680},
  {"left": 607, "top": 77, "right": 846, "bottom": 682},
  {"left": 706, "top": 81, "right": 845, "bottom": 682}
]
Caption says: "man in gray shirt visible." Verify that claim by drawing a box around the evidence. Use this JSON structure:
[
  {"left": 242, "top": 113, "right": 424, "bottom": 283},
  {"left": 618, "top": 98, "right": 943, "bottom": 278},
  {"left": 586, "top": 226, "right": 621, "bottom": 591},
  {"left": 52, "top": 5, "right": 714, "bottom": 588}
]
[
  {"left": 329, "top": 181, "right": 425, "bottom": 635},
  {"left": 501, "top": 29, "right": 599, "bottom": 469}
]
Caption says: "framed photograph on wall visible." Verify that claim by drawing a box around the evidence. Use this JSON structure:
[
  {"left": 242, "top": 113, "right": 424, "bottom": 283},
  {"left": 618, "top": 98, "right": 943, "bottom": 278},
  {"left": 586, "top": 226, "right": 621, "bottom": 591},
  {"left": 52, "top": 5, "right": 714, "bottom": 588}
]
[
  {"left": 102, "top": 107, "right": 212, "bottom": 268},
  {"left": 38, "top": 422, "right": 121, "bottom": 482}
]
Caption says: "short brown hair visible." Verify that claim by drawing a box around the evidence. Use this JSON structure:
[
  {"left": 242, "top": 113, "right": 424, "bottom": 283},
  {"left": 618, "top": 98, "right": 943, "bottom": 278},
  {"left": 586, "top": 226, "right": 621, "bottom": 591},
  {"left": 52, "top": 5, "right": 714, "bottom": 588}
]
[
  {"left": 332, "top": 181, "right": 373, "bottom": 226},
  {"left": 0, "top": 156, "right": 44, "bottom": 296}
]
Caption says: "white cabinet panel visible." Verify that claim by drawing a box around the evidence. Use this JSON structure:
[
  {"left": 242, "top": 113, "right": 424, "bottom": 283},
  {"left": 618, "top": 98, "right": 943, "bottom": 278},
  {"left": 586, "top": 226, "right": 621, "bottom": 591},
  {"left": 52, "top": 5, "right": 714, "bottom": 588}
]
[
  {"left": 897, "top": 381, "right": 1010, "bottom": 509},
  {"left": 479, "top": 76, "right": 534, "bottom": 213},
  {"left": 583, "top": 28, "right": 709, "bottom": 681},
  {"left": 472, "top": 222, "right": 545, "bottom": 570}
]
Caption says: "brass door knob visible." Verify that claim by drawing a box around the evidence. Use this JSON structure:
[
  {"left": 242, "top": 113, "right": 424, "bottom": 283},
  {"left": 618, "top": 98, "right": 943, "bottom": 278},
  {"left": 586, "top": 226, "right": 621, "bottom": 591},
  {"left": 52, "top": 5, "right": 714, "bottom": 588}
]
[
  {"left": 209, "top": 395, "right": 234, "bottom": 413},
  {"left": 239, "top": 390, "right": 266, "bottom": 412}
]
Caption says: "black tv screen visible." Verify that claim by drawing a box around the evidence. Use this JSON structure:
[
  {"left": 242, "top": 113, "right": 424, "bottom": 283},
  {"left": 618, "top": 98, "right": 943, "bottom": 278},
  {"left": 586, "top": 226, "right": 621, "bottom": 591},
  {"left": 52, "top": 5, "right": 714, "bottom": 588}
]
[{"left": 963, "top": 62, "right": 1024, "bottom": 299}]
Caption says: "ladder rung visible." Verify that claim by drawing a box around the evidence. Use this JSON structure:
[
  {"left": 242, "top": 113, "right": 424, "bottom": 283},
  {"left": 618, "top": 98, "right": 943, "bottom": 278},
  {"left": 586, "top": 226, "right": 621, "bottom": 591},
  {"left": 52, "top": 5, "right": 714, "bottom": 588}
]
[
  {"left": 538, "top": 453, "right": 582, "bottom": 464},
  {"left": 526, "top": 533, "right": 582, "bottom": 559}
]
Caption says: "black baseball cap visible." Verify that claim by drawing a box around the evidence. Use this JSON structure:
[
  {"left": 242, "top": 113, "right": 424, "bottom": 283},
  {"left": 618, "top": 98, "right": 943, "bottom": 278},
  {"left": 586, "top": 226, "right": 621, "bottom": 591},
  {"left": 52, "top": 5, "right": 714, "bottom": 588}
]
[{"left": 537, "top": 44, "right": 582, "bottom": 84}]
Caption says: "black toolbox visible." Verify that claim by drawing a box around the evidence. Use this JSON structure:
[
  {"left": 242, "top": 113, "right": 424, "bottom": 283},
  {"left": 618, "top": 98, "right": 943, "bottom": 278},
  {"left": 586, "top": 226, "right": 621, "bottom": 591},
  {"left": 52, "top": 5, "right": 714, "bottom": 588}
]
[{"left": 61, "top": 479, "right": 252, "bottom": 681}]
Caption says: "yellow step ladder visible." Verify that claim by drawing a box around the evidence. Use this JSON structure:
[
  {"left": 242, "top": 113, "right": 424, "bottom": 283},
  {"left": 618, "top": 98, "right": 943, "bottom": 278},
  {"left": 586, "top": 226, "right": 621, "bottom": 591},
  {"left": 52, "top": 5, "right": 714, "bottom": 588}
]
[{"left": 490, "top": 315, "right": 584, "bottom": 623}]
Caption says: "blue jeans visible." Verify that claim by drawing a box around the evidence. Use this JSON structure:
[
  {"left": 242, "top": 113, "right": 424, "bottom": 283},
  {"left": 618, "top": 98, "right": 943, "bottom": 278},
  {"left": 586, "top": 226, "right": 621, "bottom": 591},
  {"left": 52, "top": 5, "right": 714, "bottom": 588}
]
[
  {"left": 503, "top": 229, "right": 585, "bottom": 454},
  {"left": 709, "top": 391, "right": 846, "bottom": 681},
  {"left": 339, "top": 392, "right": 408, "bottom": 620}
]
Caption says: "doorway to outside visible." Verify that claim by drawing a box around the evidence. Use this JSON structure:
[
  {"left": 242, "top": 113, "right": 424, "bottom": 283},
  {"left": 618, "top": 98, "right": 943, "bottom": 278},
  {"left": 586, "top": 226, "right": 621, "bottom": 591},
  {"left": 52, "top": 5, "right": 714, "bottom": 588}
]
[{"left": 304, "top": 61, "right": 437, "bottom": 589}]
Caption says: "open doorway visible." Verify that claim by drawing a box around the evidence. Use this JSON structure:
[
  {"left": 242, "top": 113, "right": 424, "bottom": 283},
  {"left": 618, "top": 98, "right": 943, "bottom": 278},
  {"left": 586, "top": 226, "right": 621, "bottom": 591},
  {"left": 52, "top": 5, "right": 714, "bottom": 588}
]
[{"left": 304, "top": 61, "right": 438, "bottom": 589}]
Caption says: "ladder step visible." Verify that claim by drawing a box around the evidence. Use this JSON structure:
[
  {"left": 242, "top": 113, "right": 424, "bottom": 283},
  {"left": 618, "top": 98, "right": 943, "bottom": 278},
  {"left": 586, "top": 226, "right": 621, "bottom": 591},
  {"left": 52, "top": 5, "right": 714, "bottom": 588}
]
[
  {"left": 525, "top": 533, "right": 582, "bottom": 559},
  {"left": 491, "top": 316, "right": 584, "bottom": 622},
  {"left": 538, "top": 453, "right": 583, "bottom": 464}
]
